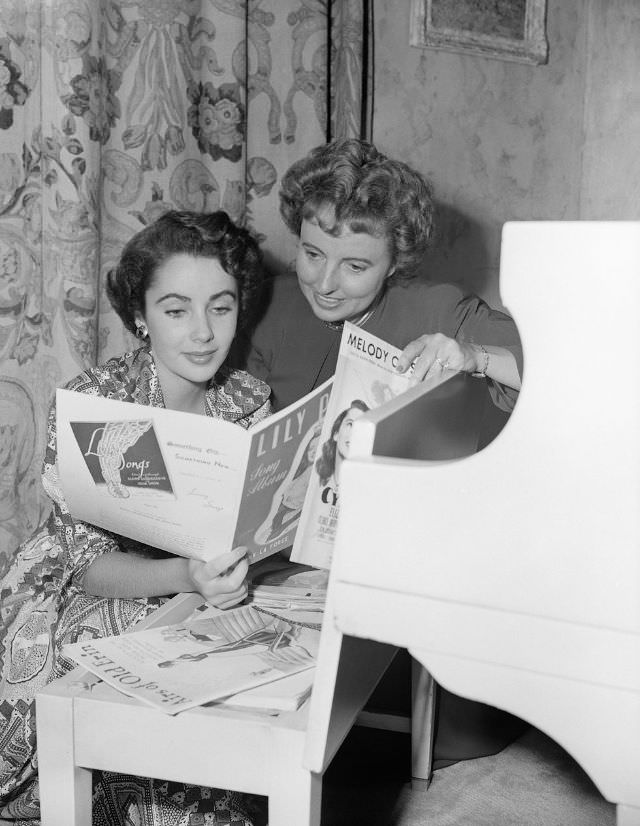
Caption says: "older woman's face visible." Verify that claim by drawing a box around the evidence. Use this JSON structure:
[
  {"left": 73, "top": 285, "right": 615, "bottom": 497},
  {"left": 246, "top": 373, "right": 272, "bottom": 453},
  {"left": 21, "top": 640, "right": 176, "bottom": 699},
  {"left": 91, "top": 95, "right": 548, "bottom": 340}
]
[{"left": 296, "top": 216, "right": 394, "bottom": 323}]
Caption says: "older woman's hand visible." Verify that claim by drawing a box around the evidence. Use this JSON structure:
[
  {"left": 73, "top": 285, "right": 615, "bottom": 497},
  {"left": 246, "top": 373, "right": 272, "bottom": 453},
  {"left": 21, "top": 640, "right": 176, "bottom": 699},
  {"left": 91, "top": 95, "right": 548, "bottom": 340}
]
[
  {"left": 188, "top": 546, "right": 249, "bottom": 609},
  {"left": 395, "top": 333, "right": 521, "bottom": 390},
  {"left": 395, "top": 333, "right": 480, "bottom": 383}
]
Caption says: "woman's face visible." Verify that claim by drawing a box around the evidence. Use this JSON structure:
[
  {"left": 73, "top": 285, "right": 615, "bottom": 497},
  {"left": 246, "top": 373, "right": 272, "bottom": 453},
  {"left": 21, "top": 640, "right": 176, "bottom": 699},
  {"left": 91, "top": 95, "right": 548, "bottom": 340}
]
[
  {"left": 334, "top": 405, "right": 367, "bottom": 461},
  {"left": 137, "top": 253, "right": 238, "bottom": 396},
  {"left": 296, "top": 215, "right": 394, "bottom": 323}
]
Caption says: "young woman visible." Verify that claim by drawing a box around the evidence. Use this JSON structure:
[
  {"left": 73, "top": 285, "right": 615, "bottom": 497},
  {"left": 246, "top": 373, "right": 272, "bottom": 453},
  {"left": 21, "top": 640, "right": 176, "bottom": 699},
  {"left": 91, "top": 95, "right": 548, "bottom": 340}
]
[{"left": 0, "top": 210, "right": 269, "bottom": 826}]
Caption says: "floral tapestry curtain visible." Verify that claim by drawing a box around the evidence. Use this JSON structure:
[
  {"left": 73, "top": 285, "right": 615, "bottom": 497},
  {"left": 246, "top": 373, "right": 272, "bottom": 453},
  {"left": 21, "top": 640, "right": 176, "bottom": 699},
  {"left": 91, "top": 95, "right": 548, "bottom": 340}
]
[{"left": 0, "top": 0, "right": 372, "bottom": 570}]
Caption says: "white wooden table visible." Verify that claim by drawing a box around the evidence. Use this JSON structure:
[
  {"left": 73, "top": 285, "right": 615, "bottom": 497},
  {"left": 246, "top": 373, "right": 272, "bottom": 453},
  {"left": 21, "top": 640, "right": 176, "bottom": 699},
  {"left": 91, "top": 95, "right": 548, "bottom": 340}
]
[{"left": 36, "top": 590, "right": 411, "bottom": 825}]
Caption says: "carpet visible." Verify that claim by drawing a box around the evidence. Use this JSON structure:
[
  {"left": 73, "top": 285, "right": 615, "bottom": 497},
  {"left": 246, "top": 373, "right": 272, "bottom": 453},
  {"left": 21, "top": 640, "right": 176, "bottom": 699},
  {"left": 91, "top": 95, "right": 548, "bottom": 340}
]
[{"left": 322, "top": 725, "right": 616, "bottom": 826}]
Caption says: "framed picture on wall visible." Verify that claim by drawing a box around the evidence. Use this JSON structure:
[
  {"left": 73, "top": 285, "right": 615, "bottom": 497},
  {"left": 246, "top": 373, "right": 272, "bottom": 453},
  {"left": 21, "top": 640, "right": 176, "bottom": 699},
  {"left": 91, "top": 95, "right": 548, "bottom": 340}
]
[{"left": 410, "top": 0, "right": 548, "bottom": 65}]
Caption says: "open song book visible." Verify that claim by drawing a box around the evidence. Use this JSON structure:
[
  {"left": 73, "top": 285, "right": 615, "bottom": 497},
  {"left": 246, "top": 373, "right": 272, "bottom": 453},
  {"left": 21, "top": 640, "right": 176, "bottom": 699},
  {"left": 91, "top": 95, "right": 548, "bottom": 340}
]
[
  {"left": 60, "top": 324, "right": 462, "bottom": 713},
  {"left": 57, "top": 322, "right": 421, "bottom": 567}
]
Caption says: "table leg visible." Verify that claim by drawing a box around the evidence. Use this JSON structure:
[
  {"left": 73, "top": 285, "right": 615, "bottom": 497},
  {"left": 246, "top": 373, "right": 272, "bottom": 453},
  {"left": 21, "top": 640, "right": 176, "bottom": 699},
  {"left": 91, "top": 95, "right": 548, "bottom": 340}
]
[
  {"left": 410, "top": 658, "right": 436, "bottom": 790},
  {"left": 268, "top": 767, "right": 321, "bottom": 826},
  {"left": 618, "top": 804, "right": 640, "bottom": 826},
  {"left": 36, "top": 687, "right": 92, "bottom": 825},
  {"left": 269, "top": 730, "right": 322, "bottom": 826}
]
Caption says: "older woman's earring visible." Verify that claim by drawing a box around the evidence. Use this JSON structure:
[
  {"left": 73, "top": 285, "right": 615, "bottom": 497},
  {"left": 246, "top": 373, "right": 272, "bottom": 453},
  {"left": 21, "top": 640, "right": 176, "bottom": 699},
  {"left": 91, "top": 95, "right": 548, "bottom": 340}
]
[{"left": 135, "top": 322, "right": 148, "bottom": 340}]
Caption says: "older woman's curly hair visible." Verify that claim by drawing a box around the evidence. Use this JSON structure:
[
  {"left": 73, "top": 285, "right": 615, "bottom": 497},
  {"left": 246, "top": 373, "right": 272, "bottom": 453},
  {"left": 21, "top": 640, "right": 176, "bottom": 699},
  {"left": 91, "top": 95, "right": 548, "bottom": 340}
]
[
  {"left": 106, "top": 210, "right": 264, "bottom": 336},
  {"left": 279, "top": 139, "right": 435, "bottom": 282}
]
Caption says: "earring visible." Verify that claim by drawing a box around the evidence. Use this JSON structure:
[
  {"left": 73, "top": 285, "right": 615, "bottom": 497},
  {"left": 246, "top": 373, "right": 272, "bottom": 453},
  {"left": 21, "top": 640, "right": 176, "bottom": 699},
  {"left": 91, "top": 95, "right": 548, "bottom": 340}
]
[{"left": 135, "top": 322, "right": 148, "bottom": 340}]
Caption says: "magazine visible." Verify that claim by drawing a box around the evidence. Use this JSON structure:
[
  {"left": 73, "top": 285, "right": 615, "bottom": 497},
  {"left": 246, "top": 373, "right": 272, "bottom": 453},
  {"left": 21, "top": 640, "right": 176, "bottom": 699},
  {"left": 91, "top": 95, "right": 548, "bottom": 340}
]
[
  {"left": 216, "top": 560, "right": 325, "bottom": 712},
  {"left": 248, "top": 557, "right": 328, "bottom": 611},
  {"left": 291, "top": 322, "right": 416, "bottom": 569},
  {"left": 63, "top": 600, "right": 321, "bottom": 715},
  {"left": 56, "top": 379, "right": 331, "bottom": 564},
  {"left": 215, "top": 667, "right": 314, "bottom": 713}
]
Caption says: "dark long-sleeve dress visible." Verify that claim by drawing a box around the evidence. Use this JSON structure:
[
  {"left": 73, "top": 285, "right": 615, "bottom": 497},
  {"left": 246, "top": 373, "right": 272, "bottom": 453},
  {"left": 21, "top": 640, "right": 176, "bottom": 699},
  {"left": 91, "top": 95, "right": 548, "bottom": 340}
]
[{"left": 245, "top": 273, "right": 522, "bottom": 413}]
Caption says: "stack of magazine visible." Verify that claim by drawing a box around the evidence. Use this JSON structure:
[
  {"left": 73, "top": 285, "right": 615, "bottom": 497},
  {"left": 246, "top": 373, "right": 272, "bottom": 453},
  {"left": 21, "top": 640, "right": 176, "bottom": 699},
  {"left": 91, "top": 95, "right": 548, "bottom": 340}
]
[
  {"left": 63, "top": 583, "right": 323, "bottom": 715},
  {"left": 218, "top": 559, "right": 327, "bottom": 712},
  {"left": 249, "top": 558, "right": 328, "bottom": 612}
]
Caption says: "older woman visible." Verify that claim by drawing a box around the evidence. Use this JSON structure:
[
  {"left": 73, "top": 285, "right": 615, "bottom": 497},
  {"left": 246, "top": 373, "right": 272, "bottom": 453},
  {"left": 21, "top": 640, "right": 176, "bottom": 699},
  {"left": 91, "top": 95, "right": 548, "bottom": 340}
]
[
  {"left": 241, "top": 138, "right": 525, "bottom": 770},
  {"left": 0, "top": 210, "right": 268, "bottom": 826},
  {"left": 245, "top": 138, "right": 521, "bottom": 414}
]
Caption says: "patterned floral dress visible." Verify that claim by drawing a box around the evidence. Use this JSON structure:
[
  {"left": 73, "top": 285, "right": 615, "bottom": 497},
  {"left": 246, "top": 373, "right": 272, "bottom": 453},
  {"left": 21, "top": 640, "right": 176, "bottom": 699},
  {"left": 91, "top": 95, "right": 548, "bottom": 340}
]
[{"left": 0, "top": 347, "right": 271, "bottom": 826}]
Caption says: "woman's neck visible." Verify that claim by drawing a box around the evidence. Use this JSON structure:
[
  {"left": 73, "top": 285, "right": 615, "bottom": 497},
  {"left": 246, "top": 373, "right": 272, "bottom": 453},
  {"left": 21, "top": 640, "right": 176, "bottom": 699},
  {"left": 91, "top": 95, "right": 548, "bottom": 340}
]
[
  {"left": 164, "top": 386, "right": 208, "bottom": 415},
  {"left": 156, "top": 369, "right": 209, "bottom": 415}
]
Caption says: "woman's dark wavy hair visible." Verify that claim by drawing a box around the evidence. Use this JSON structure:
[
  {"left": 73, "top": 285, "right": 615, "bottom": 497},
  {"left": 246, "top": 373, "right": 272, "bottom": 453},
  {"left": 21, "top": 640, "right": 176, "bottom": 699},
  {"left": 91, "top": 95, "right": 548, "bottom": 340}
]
[
  {"left": 315, "top": 399, "right": 370, "bottom": 486},
  {"left": 106, "top": 210, "right": 264, "bottom": 336},
  {"left": 279, "top": 139, "right": 435, "bottom": 283}
]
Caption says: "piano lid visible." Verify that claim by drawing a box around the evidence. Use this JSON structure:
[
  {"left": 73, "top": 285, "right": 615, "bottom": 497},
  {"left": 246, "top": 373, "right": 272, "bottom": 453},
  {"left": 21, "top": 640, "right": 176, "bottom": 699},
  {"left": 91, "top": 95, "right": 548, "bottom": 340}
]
[{"left": 336, "top": 221, "right": 640, "bottom": 634}]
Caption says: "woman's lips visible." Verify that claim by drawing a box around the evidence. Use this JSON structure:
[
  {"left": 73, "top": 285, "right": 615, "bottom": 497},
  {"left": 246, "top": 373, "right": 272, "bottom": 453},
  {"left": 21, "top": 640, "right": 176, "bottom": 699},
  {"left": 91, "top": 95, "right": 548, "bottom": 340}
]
[
  {"left": 313, "top": 293, "right": 344, "bottom": 309},
  {"left": 183, "top": 351, "right": 217, "bottom": 364}
]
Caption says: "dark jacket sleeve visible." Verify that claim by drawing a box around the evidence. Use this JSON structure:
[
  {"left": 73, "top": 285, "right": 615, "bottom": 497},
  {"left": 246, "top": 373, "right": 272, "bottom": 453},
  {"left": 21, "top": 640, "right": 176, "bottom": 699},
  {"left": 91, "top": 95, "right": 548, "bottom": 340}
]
[{"left": 449, "top": 290, "right": 523, "bottom": 412}]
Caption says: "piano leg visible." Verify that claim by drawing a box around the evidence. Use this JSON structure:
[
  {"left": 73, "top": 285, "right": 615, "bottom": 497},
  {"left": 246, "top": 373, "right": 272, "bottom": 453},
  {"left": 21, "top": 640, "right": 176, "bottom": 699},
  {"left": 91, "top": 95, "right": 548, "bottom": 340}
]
[
  {"left": 618, "top": 805, "right": 640, "bottom": 826},
  {"left": 411, "top": 659, "right": 436, "bottom": 790}
]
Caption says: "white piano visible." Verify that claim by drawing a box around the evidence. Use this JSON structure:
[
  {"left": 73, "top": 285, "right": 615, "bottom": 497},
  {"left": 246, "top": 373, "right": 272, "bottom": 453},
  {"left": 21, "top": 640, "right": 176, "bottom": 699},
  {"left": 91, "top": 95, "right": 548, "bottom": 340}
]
[{"left": 317, "top": 222, "right": 640, "bottom": 825}]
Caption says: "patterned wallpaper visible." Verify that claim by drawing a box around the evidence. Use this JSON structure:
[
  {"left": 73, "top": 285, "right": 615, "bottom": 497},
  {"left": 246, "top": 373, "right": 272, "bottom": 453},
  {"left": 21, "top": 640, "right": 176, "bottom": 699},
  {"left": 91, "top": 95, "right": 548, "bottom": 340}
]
[{"left": 0, "top": 0, "right": 370, "bottom": 567}]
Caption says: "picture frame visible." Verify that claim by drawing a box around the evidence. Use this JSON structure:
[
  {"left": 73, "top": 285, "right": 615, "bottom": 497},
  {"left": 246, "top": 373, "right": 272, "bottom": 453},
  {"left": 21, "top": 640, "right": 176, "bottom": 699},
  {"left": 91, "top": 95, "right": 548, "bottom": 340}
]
[{"left": 410, "top": 0, "right": 549, "bottom": 66}]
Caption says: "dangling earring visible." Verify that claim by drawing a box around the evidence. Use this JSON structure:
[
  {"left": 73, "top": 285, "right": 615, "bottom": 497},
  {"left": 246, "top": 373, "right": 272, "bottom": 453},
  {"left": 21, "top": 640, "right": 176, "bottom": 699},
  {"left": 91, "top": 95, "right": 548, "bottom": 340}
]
[{"left": 135, "top": 321, "right": 148, "bottom": 340}]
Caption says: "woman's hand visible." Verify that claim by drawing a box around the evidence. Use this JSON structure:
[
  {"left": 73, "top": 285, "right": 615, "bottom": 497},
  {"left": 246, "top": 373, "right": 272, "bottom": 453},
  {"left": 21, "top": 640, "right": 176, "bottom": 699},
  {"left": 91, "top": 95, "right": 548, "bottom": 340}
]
[
  {"left": 188, "top": 546, "right": 249, "bottom": 609},
  {"left": 395, "top": 333, "right": 479, "bottom": 382},
  {"left": 395, "top": 333, "right": 521, "bottom": 390}
]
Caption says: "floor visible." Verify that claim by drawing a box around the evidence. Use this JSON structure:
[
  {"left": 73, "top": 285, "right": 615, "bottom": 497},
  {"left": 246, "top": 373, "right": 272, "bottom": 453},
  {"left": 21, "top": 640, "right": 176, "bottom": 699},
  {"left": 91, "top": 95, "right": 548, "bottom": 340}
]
[
  {"left": 321, "top": 724, "right": 616, "bottom": 826},
  {"left": 0, "top": 725, "right": 616, "bottom": 826}
]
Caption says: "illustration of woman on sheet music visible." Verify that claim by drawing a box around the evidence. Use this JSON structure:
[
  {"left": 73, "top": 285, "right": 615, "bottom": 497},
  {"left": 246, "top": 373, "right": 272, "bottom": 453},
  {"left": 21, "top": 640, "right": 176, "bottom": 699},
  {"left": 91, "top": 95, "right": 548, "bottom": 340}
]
[
  {"left": 315, "top": 399, "right": 369, "bottom": 506},
  {"left": 157, "top": 604, "right": 319, "bottom": 669},
  {"left": 253, "top": 422, "right": 322, "bottom": 546}
]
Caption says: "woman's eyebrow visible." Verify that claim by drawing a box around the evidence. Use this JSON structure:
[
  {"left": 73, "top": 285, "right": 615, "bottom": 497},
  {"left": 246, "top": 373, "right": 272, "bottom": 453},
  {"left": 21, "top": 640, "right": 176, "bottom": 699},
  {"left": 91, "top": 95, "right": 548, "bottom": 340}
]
[
  {"left": 155, "top": 289, "right": 237, "bottom": 304},
  {"left": 301, "top": 241, "right": 372, "bottom": 265}
]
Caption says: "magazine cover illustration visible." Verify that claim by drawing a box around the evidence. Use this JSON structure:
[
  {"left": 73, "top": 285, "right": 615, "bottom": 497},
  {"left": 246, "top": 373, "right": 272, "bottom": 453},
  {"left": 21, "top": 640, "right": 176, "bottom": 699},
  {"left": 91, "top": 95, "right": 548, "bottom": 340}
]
[
  {"left": 292, "top": 322, "right": 414, "bottom": 570},
  {"left": 64, "top": 602, "right": 321, "bottom": 714},
  {"left": 69, "top": 419, "right": 174, "bottom": 498},
  {"left": 58, "top": 390, "right": 264, "bottom": 562},
  {"left": 233, "top": 381, "right": 332, "bottom": 563}
]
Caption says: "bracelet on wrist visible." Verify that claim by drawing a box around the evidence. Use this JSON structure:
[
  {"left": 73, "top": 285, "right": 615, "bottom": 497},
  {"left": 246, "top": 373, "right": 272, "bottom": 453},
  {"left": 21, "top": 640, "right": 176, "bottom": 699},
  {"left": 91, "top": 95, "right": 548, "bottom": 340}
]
[{"left": 471, "top": 344, "right": 489, "bottom": 378}]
